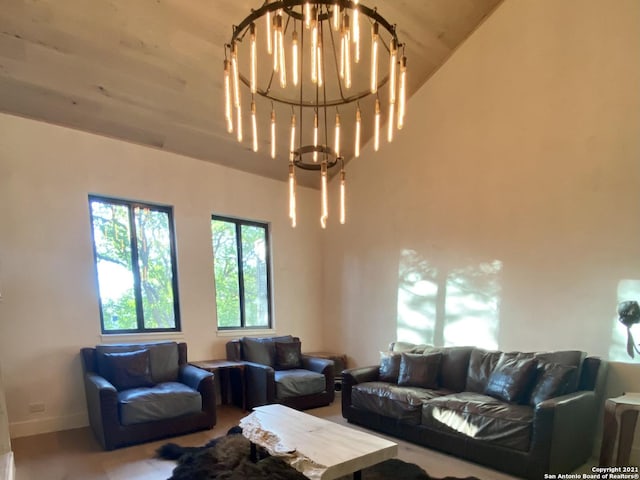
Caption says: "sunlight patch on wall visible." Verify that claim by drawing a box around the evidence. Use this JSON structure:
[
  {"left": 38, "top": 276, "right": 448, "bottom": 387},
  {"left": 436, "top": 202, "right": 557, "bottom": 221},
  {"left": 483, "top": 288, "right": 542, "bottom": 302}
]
[
  {"left": 610, "top": 279, "right": 640, "bottom": 361},
  {"left": 397, "top": 250, "right": 502, "bottom": 349}
]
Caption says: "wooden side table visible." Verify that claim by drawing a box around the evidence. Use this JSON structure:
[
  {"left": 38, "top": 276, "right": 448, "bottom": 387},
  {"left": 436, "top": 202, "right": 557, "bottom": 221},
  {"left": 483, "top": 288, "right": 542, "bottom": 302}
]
[
  {"left": 600, "top": 393, "right": 640, "bottom": 466},
  {"left": 303, "top": 351, "right": 347, "bottom": 390},
  {"left": 190, "top": 360, "right": 247, "bottom": 411}
]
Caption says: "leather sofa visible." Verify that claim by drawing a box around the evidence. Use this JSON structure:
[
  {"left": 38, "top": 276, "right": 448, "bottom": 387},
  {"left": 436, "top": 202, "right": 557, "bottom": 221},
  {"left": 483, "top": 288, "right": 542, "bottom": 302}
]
[
  {"left": 81, "top": 341, "right": 216, "bottom": 450},
  {"left": 226, "top": 335, "right": 335, "bottom": 410},
  {"left": 342, "top": 342, "right": 607, "bottom": 479}
]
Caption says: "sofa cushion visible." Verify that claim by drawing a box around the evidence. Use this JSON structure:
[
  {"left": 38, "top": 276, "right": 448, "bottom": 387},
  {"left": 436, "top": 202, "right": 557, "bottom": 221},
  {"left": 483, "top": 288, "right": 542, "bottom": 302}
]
[
  {"left": 102, "top": 349, "right": 154, "bottom": 391},
  {"left": 379, "top": 351, "right": 402, "bottom": 383},
  {"left": 484, "top": 355, "right": 537, "bottom": 404},
  {"left": 466, "top": 348, "right": 501, "bottom": 393},
  {"left": 118, "top": 382, "right": 202, "bottom": 426},
  {"left": 275, "top": 341, "right": 302, "bottom": 370},
  {"left": 529, "top": 362, "right": 578, "bottom": 406},
  {"left": 274, "top": 369, "right": 325, "bottom": 399},
  {"left": 96, "top": 342, "right": 179, "bottom": 383},
  {"left": 242, "top": 336, "right": 294, "bottom": 367},
  {"left": 352, "top": 381, "right": 449, "bottom": 425},
  {"left": 421, "top": 392, "right": 534, "bottom": 452},
  {"left": 424, "top": 346, "right": 473, "bottom": 392},
  {"left": 398, "top": 352, "right": 442, "bottom": 389},
  {"left": 533, "top": 350, "right": 584, "bottom": 393}
]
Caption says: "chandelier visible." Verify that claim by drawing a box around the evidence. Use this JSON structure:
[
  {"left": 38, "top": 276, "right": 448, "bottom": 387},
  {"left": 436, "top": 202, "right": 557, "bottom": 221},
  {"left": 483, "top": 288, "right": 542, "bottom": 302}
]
[{"left": 223, "top": 0, "right": 407, "bottom": 228}]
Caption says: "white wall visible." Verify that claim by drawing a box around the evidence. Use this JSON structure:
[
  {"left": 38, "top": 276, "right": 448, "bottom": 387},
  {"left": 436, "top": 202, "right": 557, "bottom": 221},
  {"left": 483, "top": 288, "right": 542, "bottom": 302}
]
[
  {"left": 325, "top": 0, "right": 640, "bottom": 374},
  {"left": 0, "top": 113, "right": 324, "bottom": 437}
]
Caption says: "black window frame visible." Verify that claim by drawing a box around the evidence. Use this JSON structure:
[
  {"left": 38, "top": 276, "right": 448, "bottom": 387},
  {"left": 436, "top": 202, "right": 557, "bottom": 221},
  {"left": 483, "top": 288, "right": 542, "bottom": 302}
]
[
  {"left": 211, "top": 214, "right": 273, "bottom": 330},
  {"left": 88, "top": 195, "right": 181, "bottom": 334}
]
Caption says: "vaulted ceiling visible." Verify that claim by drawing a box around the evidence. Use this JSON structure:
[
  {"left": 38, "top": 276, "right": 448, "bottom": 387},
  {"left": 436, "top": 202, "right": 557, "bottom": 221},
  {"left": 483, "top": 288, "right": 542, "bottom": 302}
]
[{"left": 0, "top": 0, "right": 501, "bottom": 187}]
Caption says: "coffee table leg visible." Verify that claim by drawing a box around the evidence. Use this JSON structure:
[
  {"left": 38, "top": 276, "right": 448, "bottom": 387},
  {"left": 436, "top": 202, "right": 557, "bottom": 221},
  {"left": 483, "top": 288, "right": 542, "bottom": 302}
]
[
  {"left": 250, "top": 442, "right": 257, "bottom": 462},
  {"left": 354, "top": 470, "right": 362, "bottom": 480}
]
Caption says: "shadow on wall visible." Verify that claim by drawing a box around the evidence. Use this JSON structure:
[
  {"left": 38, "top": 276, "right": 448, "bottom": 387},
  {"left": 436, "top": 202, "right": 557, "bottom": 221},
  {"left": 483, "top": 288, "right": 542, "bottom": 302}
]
[
  {"left": 611, "top": 279, "right": 640, "bottom": 362},
  {"left": 396, "top": 249, "right": 502, "bottom": 349}
]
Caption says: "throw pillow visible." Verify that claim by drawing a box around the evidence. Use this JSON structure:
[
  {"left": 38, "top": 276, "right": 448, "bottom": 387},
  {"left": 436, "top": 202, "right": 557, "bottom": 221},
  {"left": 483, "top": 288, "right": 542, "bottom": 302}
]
[
  {"left": 379, "top": 351, "right": 402, "bottom": 383},
  {"left": 103, "top": 349, "right": 154, "bottom": 391},
  {"left": 275, "top": 341, "right": 302, "bottom": 370},
  {"left": 484, "top": 355, "right": 538, "bottom": 404},
  {"left": 397, "top": 352, "right": 442, "bottom": 389},
  {"left": 529, "top": 362, "right": 577, "bottom": 406}
]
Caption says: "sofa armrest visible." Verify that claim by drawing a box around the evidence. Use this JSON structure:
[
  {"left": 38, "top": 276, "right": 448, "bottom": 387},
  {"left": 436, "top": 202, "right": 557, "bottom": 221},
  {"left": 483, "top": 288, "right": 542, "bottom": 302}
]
[
  {"left": 83, "top": 373, "right": 118, "bottom": 450},
  {"left": 301, "top": 356, "right": 333, "bottom": 374},
  {"left": 301, "top": 356, "right": 335, "bottom": 395},
  {"left": 180, "top": 365, "right": 216, "bottom": 421},
  {"left": 341, "top": 365, "right": 380, "bottom": 414},
  {"left": 244, "top": 362, "right": 276, "bottom": 409},
  {"left": 533, "top": 391, "right": 597, "bottom": 473}
]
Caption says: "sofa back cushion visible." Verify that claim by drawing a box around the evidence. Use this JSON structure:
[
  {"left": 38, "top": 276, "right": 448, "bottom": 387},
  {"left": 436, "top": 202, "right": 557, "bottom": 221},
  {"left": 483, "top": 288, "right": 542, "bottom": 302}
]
[
  {"left": 96, "top": 342, "right": 179, "bottom": 384},
  {"left": 379, "top": 351, "right": 402, "bottom": 383},
  {"left": 242, "top": 335, "right": 294, "bottom": 367},
  {"left": 398, "top": 352, "right": 442, "bottom": 389},
  {"left": 533, "top": 350, "right": 584, "bottom": 393},
  {"left": 425, "top": 346, "right": 473, "bottom": 392},
  {"left": 484, "top": 354, "right": 538, "bottom": 404},
  {"left": 102, "top": 349, "right": 155, "bottom": 391},
  {"left": 466, "top": 348, "right": 501, "bottom": 393},
  {"left": 529, "top": 362, "right": 578, "bottom": 405}
]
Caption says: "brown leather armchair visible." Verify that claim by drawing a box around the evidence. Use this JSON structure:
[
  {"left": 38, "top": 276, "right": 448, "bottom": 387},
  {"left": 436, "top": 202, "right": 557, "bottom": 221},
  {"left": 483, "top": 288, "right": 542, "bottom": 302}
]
[
  {"left": 80, "top": 341, "right": 216, "bottom": 450},
  {"left": 226, "top": 336, "right": 334, "bottom": 410}
]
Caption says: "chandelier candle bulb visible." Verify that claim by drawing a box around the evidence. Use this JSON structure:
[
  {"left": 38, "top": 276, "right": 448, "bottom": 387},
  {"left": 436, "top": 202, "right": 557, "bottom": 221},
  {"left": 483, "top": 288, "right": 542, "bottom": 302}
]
[
  {"left": 371, "top": 22, "right": 379, "bottom": 94},
  {"left": 313, "top": 110, "right": 319, "bottom": 162},
  {"left": 317, "top": 38, "right": 323, "bottom": 87},
  {"left": 251, "top": 100, "right": 258, "bottom": 152},
  {"left": 387, "top": 102, "right": 395, "bottom": 142},
  {"left": 334, "top": 112, "right": 341, "bottom": 157},
  {"left": 311, "top": 12, "right": 318, "bottom": 83},
  {"left": 231, "top": 42, "right": 240, "bottom": 109},
  {"left": 289, "top": 112, "right": 296, "bottom": 160},
  {"left": 250, "top": 23, "right": 257, "bottom": 94},
  {"left": 321, "top": 162, "right": 328, "bottom": 229},
  {"left": 223, "top": 59, "right": 233, "bottom": 133},
  {"left": 288, "top": 163, "right": 297, "bottom": 227},
  {"left": 353, "top": 0, "right": 360, "bottom": 63},
  {"left": 278, "top": 17, "right": 287, "bottom": 88},
  {"left": 374, "top": 97, "right": 380, "bottom": 151},
  {"left": 271, "top": 108, "right": 277, "bottom": 159},
  {"left": 332, "top": 3, "right": 340, "bottom": 31},
  {"left": 292, "top": 30, "right": 299, "bottom": 86},
  {"left": 236, "top": 104, "right": 243, "bottom": 142},
  {"left": 389, "top": 38, "right": 397, "bottom": 104},
  {"left": 398, "top": 55, "right": 407, "bottom": 130},
  {"left": 355, "top": 104, "right": 361, "bottom": 157},
  {"left": 266, "top": 10, "right": 272, "bottom": 54},
  {"left": 305, "top": 2, "right": 311, "bottom": 29},
  {"left": 340, "top": 169, "right": 346, "bottom": 225},
  {"left": 273, "top": 15, "right": 280, "bottom": 73}
]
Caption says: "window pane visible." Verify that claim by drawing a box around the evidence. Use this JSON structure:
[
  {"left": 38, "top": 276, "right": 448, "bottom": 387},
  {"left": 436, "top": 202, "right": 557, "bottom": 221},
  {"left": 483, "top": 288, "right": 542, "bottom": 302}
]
[
  {"left": 241, "top": 225, "right": 269, "bottom": 327},
  {"left": 135, "top": 207, "right": 176, "bottom": 329},
  {"left": 90, "top": 200, "right": 136, "bottom": 331},
  {"left": 212, "top": 220, "right": 241, "bottom": 328}
]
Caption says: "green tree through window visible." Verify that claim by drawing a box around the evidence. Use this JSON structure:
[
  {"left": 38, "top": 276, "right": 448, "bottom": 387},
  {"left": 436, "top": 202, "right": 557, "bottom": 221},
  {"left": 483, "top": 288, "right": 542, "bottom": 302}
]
[
  {"left": 89, "top": 196, "right": 180, "bottom": 333},
  {"left": 212, "top": 216, "right": 272, "bottom": 329}
]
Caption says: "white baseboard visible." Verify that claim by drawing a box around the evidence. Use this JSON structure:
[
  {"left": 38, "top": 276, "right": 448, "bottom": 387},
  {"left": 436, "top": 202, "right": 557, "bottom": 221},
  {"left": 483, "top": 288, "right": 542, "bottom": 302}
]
[
  {"left": 9, "top": 412, "right": 88, "bottom": 439},
  {"left": 0, "top": 452, "right": 14, "bottom": 480}
]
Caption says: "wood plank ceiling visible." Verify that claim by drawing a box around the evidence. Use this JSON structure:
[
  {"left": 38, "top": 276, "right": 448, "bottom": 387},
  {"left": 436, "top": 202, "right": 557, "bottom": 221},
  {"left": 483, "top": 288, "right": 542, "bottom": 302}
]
[{"left": 0, "top": 0, "right": 501, "bottom": 187}]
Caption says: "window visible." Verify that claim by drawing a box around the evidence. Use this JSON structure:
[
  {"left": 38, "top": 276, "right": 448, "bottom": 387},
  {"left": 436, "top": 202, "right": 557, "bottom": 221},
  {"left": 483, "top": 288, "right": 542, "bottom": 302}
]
[
  {"left": 211, "top": 215, "right": 272, "bottom": 329},
  {"left": 89, "top": 196, "right": 180, "bottom": 333}
]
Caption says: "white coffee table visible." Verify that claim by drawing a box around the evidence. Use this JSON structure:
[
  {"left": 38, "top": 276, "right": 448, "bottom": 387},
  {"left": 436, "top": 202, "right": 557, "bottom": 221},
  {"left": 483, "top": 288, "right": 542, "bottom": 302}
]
[{"left": 240, "top": 404, "right": 398, "bottom": 480}]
